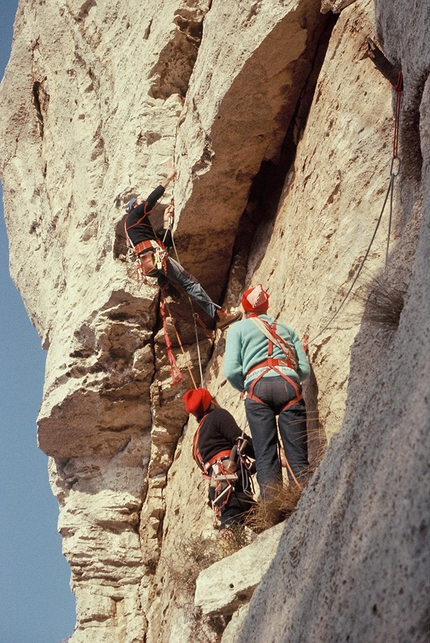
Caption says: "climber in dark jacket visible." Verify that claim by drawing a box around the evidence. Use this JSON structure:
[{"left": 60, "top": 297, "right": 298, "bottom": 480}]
[
  {"left": 183, "top": 387, "right": 256, "bottom": 529},
  {"left": 125, "top": 167, "right": 241, "bottom": 329}
]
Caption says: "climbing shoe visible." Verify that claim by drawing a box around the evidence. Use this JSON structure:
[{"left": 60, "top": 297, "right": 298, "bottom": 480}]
[{"left": 216, "top": 308, "right": 242, "bottom": 330}]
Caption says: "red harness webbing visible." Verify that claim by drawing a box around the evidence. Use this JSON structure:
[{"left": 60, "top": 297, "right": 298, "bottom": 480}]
[
  {"left": 159, "top": 291, "right": 182, "bottom": 386},
  {"left": 246, "top": 319, "right": 302, "bottom": 411},
  {"left": 124, "top": 203, "right": 168, "bottom": 279},
  {"left": 191, "top": 419, "right": 234, "bottom": 520},
  {"left": 124, "top": 201, "right": 153, "bottom": 235},
  {"left": 192, "top": 415, "right": 232, "bottom": 478}
]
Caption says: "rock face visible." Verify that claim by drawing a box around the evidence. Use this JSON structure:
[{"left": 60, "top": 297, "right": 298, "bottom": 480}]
[{"left": 0, "top": 0, "right": 428, "bottom": 642}]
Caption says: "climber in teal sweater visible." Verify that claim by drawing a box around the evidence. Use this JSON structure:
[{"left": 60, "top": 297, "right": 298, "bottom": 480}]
[{"left": 224, "top": 285, "right": 310, "bottom": 498}]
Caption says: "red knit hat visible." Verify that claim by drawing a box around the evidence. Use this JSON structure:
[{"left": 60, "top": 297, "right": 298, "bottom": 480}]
[
  {"left": 241, "top": 284, "right": 269, "bottom": 313},
  {"left": 183, "top": 388, "right": 212, "bottom": 418}
]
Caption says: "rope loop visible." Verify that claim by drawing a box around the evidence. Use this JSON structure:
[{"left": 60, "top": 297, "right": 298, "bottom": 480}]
[{"left": 390, "top": 155, "right": 401, "bottom": 177}]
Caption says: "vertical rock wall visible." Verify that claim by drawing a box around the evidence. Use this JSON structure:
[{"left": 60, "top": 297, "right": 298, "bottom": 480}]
[
  {"left": 0, "top": 0, "right": 427, "bottom": 641},
  {"left": 234, "top": 0, "right": 430, "bottom": 641}
]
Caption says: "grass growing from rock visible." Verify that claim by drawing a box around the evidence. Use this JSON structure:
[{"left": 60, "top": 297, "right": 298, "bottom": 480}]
[
  {"left": 244, "top": 482, "right": 303, "bottom": 532},
  {"left": 363, "top": 276, "right": 407, "bottom": 330},
  {"left": 169, "top": 525, "right": 253, "bottom": 594}
]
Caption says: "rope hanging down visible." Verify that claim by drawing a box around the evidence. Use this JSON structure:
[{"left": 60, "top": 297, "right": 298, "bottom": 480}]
[
  {"left": 309, "top": 71, "right": 403, "bottom": 346},
  {"left": 163, "top": 296, "right": 198, "bottom": 389},
  {"left": 153, "top": 191, "right": 206, "bottom": 389},
  {"left": 169, "top": 209, "right": 206, "bottom": 389},
  {"left": 159, "top": 290, "right": 183, "bottom": 386}
]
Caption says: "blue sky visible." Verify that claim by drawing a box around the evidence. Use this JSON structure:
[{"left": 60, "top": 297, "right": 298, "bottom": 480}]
[{"left": 0, "top": 1, "right": 76, "bottom": 641}]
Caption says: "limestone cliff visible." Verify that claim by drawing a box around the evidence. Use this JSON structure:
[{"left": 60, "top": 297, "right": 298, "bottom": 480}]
[{"left": 0, "top": 0, "right": 428, "bottom": 642}]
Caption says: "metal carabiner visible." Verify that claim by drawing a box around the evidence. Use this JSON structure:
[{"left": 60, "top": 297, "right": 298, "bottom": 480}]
[{"left": 390, "top": 155, "right": 401, "bottom": 177}]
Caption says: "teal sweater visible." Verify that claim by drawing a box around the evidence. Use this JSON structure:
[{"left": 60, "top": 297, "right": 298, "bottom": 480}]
[{"left": 224, "top": 315, "right": 310, "bottom": 392}]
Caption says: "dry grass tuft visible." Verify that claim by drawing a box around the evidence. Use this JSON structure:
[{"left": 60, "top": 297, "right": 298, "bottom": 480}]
[
  {"left": 168, "top": 536, "right": 220, "bottom": 593},
  {"left": 244, "top": 482, "right": 303, "bottom": 532},
  {"left": 306, "top": 422, "right": 327, "bottom": 476},
  {"left": 363, "top": 277, "right": 407, "bottom": 330},
  {"left": 168, "top": 528, "right": 252, "bottom": 594}
]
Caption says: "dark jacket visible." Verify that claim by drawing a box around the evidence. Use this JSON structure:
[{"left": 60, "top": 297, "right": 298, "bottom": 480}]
[
  {"left": 125, "top": 185, "right": 172, "bottom": 247},
  {"left": 196, "top": 407, "right": 254, "bottom": 469}
]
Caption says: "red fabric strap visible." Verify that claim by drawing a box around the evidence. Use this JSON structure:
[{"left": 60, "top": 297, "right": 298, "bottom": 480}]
[
  {"left": 247, "top": 358, "right": 292, "bottom": 376},
  {"left": 206, "top": 449, "right": 232, "bottom": 469},
  {"left": 134, "top": 240, "right": 154, "bottom": 255},
  {"left": 159, "top": 293, "right": 182, "bottom": 386}
]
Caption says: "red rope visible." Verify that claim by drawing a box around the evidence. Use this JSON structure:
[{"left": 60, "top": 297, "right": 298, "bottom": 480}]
[
  {"left": 164, "top": 299, "right": 198, "bottom": 389},
  {"left": 160, "top": 292, "right": 182, "bottom": 386},
  {"left": 392, "top": 70, "right": 403, "bottom": 158}
]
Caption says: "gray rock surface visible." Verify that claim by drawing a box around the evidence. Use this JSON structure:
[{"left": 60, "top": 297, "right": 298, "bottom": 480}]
[
  {"left": 0, "top": 0, "right": 428, "bottom": 641},
  {"left": 195, "top": 524, "right": 284, "bottom": 615}
]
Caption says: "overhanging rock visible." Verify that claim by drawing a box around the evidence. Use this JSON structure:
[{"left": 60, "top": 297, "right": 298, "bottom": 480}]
[{"left": 175, "top": 0, "right": 329, "bottom": 302}]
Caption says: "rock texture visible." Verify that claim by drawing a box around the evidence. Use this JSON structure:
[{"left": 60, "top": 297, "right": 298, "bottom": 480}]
[
  {"left": 0, "top": 0, "right": 428, "bottom": 641},
  {"left": 234, "top": 0, "right": 430, "bottom": 641},
  {"left": 195, "top": 523, "right": 284, "bottom": 616}
]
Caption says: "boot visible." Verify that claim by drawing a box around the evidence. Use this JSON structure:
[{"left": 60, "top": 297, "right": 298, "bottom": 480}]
[{"left": 216, "top": 308, "right": 242, "bottom": 330}]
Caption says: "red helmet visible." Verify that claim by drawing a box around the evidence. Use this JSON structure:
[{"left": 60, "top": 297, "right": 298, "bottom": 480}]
[
  {"left": 241, "top": 284, "right": 269, "bottom": 313},
  {"left": 183, "top": 388, "right": 212, "bottom": 418}
]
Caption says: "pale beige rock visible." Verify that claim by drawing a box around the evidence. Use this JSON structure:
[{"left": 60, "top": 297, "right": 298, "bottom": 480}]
[
  {"left": 195, "top": 523, "right": 284, "bottom": 615},
  {"left": 220, "top": 605, "right": 250, "bottom": 643},
  {"left": 174, "top": 0, "right": 331, "bottom": 301},
  {"left": 0, "top": 0, "right": 428, "bottom": 640},
  {"left": 234, "top": 0, "right": 430, "bottom": 640},
  {"left": 320, "top": 0, "right": 357, "bottom": 13}
]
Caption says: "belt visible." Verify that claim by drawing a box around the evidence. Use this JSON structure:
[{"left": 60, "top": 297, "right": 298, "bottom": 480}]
[
  {"left": 134, "top": 240, "right": 156, "bottom": 256},
  {"left": 247, "top": 358, "right": 292, "bottom": 377},
  {"left": 205, "top": 449, "right": 232, "bottom": 470}
]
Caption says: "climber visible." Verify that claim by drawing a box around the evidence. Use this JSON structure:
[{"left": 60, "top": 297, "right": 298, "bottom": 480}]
[
  {"left": 125, "top": 167, "right": 241, "bottom": 329},
  {"left": 183, "top": 387, "right": 256, "bottom": 530},
  {"left": 223, "top": 285, "right": 311, "bottom": 498}
]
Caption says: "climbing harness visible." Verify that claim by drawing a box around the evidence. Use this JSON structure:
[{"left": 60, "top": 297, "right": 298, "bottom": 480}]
[
  {"left": 245, "top": 317, "right": 302, "bottom": 411},
  {"left": 243, "top": 317, "right": 303, "bottom": 488},
  {"left": 192, "top": 417, "right": 255, "bottom": 521},
  {"left": 309, "top": 70, "right": 403, "bottom": 346},
  {"left": 124, "top": 203, "right": 168, "bottom": 283},
  {"left": 249, "top": 316, "right": 298, "bottom": 371}
]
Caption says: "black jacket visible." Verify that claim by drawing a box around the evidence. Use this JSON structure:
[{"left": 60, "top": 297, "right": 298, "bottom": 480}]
[
  {"left": 196, "top": 408, "right": 254, "bottom": 468},
  {"left": 125, "top": 185, "right": 172, "bottom": 247}
]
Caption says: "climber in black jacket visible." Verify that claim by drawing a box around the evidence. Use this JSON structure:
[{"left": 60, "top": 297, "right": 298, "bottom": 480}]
[
  {"left": 125, "top": 167, "right": 241, "bottom": 329},
  {"left": 183, "top": 387, "right": 256, "bottom": 529}
]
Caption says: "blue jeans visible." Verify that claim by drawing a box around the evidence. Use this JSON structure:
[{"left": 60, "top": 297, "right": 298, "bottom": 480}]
[
  {"left": 157, "top": 256, "right": 218, "bottom": 319},
  {"left": 245, "top": 376, "right": 308, "bottom": 498}
]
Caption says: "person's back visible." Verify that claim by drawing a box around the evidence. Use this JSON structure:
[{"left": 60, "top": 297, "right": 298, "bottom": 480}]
[
  {"left": 125, "top": 185, "right": 165, "bottom": 247},
  {"left": 224, "top": 314, "right": 309, "bottom": 392},
  {"left": 183, "top": 388, "right": 255, "bottom": 530},
  {"left": 224, "top": 285, "right": 310, "bottom": 497}
]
